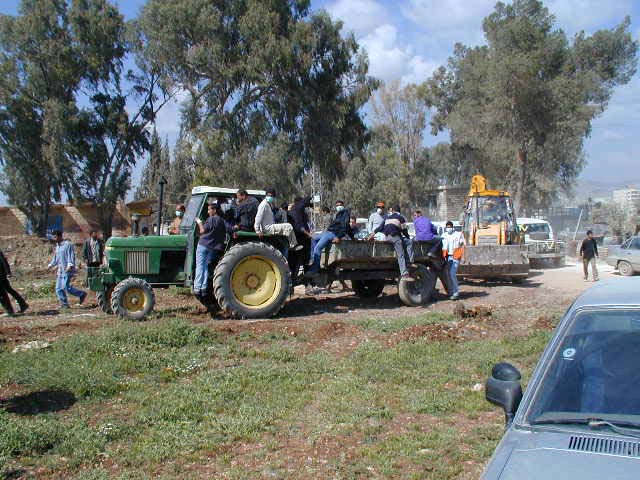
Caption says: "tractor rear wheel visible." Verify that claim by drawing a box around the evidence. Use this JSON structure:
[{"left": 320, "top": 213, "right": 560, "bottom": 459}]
[
  {"left": 213, "top": 242, "right": 291, "bottom": 319},
  {"left": 352, "top": 279, "right": 385, "bottom": 299},
  {"left": 97, "top": 286, "right": 113, "bottom": 314},
  {"left": 398, "top": 265, "right": 436, "bottom": 306},
  {"left": 111, "top": 278, "right": 155, "bottom": 321}
]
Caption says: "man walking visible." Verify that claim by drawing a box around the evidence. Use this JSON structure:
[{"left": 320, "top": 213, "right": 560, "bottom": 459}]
[
  {"left": 369, "top": 206, "right": 414, "bottom": 279},
  {"left": 413, "top": 210, "right": 440, "bottom": 257},
  {"left": 234, "top": 189, "right": 259, "bottom": 231},
  {"left": 254, "top": 188, "right": 301, "bottom": 252},
  {"left": 0, "top": 248, "right": 28, "bottom": 316},
  {"left": 580, "top": 230, "right": 599, "bottom": 281},
  {"left": 441, "top": 221, "right": 465, "bottom": 300},
  {"left": 82, "top": 230, "right": 104, "bottom": 268},
  {"left": 306, "top": 200, "right": 353, "bottom": 277},
  {"left": 48, "top": 231, "right": 86, "bottom": 309}
]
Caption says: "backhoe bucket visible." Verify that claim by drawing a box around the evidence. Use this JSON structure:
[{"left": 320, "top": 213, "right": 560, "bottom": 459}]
[{"left": 457, "top": 245, "right": 529, "bottom": 280}]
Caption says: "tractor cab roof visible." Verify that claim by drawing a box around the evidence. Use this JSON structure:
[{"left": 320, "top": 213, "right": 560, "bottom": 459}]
[{"left": 191, "top": 186, "right": 267, "bottom": 198}]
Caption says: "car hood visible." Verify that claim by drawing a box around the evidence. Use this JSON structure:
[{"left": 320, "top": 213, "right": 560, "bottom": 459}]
[{"left": 498, "top": 447, "right": 640, "bottom": 479}]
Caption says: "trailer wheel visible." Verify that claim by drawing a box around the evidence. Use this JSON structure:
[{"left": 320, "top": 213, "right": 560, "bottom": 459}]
[
  {"left": 111, "top": 278, "right": 155, "bottom": 321},
  {"left": 213, "top": 242, "right": 291, "bottom": 319},
  {"left": 619, "top": 260, "right": 634, "bottom": 276},
  {"left": 398, "top": 265, "right": 436, "bottom": 306},
  {"left": 96, "top": 286, "right": 113, "bottom": 314},
  {"left": 352, "top": 279, "right": 385, "bottom": 299}
]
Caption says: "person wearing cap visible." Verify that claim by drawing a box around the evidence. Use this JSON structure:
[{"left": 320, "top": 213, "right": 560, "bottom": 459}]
[
  {"left": 306, "top": 200, "right": 353, "bottom": 277},
  {"left": 254, "top": 188, "right": 300, "bottom": 252},
  {"left": 169, "top": 204, "right": 186, "bottom": 235},
  {"left": 368, "top": 205, "right": 414, "bottom": 279},
  {"left": 367, "top": 201, "right": 386, "bottom": 240},
  {"left": 441, "top": 220, "right": 465, "bottom": 300},
  {"left": 193, "top": 203, "right": 226, "bottom": 299}
]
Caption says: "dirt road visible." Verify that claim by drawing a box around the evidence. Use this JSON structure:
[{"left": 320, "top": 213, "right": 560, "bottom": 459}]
[{"left": 0, "top": 260, "right": 620, "bottom": 347}]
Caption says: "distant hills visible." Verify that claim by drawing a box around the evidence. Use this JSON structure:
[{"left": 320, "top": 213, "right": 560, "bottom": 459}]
[{"left": 567, "top": 178, "right": 640, "bottom": 204}]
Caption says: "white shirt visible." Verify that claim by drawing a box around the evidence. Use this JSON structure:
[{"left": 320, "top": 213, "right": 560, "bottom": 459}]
[
  {"left": 254, "top": 198, "right": 275, "bottom": 233},
  {"left": 442, "top": 230, "right": 464, "bottom": 256}
]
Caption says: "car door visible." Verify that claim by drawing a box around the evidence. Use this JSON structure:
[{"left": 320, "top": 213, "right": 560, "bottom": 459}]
[{"left": 629, "top": 237, "right": 640, "bottom": 270}]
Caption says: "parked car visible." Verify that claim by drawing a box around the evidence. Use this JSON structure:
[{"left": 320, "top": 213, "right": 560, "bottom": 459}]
[
  {"left": 606, "top": 236, "right": 640, "bottom": 276},
  {"left": 483, "top": 277, "right": 640, "bottom": 479}
]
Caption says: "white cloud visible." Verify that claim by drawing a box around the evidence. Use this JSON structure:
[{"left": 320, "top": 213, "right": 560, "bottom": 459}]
[
  {"left": 546, "top": 0, "right": 633, "bottom": 34},
  {"left": 359, "top": 24, "right": 438, "bottom": 85},
  {"left": 325, "top": 0, "right": 389, "bottom": 35}
]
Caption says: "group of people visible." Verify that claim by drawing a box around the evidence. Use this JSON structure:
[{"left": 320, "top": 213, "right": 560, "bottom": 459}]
[
  {"left": 0, "top": 229, "right": 105, "bottom": 316},
  {"left": 365, "top": 201, "right": 464, "bottom": 299}
]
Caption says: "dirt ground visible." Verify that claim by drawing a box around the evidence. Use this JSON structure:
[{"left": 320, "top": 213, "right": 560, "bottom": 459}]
[{"left": 0, "top": 259, "right": 618, "bottom": 348}]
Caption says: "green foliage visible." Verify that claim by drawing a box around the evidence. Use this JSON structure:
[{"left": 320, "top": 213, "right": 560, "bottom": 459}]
[
  {"left": 138, "top": 0, "right": 377, "bottom": 192},
  {"left": 423, "top": 0, "right": 638, "bottom": 212}
]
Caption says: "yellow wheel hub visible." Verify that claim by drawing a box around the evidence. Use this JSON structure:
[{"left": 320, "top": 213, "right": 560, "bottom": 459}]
[
  {"left": 231, "top": 256, "right": 282, "bottom": 308},
  {"left": 122, "top": 288, "right": 146, "bottom": 312}
]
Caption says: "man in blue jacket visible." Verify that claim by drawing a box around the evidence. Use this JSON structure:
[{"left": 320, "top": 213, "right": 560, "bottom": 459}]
[{"left": 48, "top": 230, "right": 86, "bottom": 309}]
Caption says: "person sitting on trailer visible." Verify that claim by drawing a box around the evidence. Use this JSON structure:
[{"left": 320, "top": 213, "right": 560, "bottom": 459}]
[{"left": 369, "top": 206, "right": 414, "bottom": 280}]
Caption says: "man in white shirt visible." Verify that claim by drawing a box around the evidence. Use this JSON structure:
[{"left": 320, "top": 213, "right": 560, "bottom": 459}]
[
  {"left": 441, "top": 221, "right": 465, "bottom": 300},
  {"left": 367, "top": 201, "right": 386, "bottom": 240},
  {"left": 254, "top": 188, "right": 300, "bottom": 252}
]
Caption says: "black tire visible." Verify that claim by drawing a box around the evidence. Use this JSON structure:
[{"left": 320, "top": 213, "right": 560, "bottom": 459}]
[
  {"left": 352, "top": 279, "right": 385, "bottom": 299},
  {"left": 213, "top": 242, "right": 291, "bottom": 319},
  {"left": 619, "top": 260, "right": 634, "bottom": 276},
  {"left": 398, "top": 265, "right": 436, "bottom": 306},
  {"left": 110, "top": 277, "right": 155, "bottom": 321},
  {"left": 97, "top": 287, "right": 113, "bottom": 314}
]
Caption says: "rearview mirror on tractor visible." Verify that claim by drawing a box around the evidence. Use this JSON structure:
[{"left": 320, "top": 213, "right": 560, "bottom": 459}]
[{"left": 486, "top": 362, "right": 523, "bottom": 427}]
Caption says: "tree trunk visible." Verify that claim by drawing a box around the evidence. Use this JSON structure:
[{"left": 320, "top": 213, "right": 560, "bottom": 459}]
[
  {"left": 514, "top": 148, "right": 527, "bottom": 215},
  {"left": 97, "top": 203, "right": 115, "bottom": 240},
  {"left": 36, "top": 200, "right": 50, "bottom": 237}
]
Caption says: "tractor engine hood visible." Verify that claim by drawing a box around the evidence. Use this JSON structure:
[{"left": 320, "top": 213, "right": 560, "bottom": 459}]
[{"left": 106, "top": 235, "right": 188, "bottom": 249}]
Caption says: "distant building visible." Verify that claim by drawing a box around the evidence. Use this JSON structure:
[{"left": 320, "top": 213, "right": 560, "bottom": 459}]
[{"left": 613, "top": 188, "right": 640, "bottom": 210}]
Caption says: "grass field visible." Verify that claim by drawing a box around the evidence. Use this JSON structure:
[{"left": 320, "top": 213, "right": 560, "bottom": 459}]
[{"left": 0, "top": 310, "right": 553, "bottom": 479}]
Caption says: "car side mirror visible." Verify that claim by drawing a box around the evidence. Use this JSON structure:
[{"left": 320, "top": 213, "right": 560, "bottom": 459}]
[{"left": 486, "top": 362, "right": 523, "bottom": 427}]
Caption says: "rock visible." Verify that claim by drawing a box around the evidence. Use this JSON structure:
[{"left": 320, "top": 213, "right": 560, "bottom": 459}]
[
  {"left": 12, "top": 340, "right": 51, "bottom": 353},
  {"left": 472, "top": 382, "right": 484, "bottom": 392}
]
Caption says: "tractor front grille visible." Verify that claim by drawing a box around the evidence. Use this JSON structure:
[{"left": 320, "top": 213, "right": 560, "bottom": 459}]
[
  {"left": 125, "top": 251, "right": 150, "bottom": 274},
  {"left": 477, "top": 235, "right": 499, "bottom": 245}
]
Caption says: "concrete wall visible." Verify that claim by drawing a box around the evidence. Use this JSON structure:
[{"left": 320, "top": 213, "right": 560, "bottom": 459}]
[
  {"left": 0, "top": 203, "right": 132, "bottom": 240},
  {"left": 423, "top": 185, "right": 468, "bottom": 222}
]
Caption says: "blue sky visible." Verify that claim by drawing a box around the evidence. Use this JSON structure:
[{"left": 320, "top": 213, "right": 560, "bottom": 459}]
[{"left": 1, "top": 0, "right": 638, "bottom": 205}]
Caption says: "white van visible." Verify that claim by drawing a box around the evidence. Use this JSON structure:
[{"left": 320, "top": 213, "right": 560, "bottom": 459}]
[{"left": 517, "top": 217, "right": 553, "bottom": 242}]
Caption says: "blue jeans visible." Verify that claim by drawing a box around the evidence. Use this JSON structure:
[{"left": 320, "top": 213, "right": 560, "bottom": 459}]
[
  {"left": 309, "top": 231, "right": 337, "bottom": 273},
  {"left": 194, "top": 244, "right": 220, "bottom": 294},
  {"left": 56, "top": 271, "right": 85, "bottom": 307},
  {"left": 447, "top": 258, "right": 459, "bottom": 295}
]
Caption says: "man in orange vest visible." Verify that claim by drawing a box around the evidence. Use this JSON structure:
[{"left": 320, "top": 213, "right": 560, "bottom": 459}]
[{"left": 441, "top": 221, "right": 465, "bottom": 300}]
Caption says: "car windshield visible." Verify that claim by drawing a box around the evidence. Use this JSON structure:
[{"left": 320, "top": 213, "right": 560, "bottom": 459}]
[
  {"left": 522, "top": 223, "right": 550, "bottom": 234},
  {"left": 527, "top": 309, "right": 640, "bottom": 424}
]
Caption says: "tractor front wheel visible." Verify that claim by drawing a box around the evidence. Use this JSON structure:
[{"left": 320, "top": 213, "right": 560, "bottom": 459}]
[
  {"left": 213, "top": 242, "right": 291, "bottom": 319},
  {"left": 111, "top": 278, "right": 155, "bottom": 320}
]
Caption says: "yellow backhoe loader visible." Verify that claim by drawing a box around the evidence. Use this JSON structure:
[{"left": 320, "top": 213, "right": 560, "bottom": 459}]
[{"left": 458, "top": 175, "right": 529, "bottom": 282}]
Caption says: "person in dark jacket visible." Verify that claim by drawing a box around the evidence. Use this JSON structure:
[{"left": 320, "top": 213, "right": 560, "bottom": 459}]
[
  {"left": 306, "top": 200, "right": 352, "bottom": 277},
  {"left": 369, "top": 206, "right": 414, "bottom": 278},
  {"left": 234, "top": 189, "right": 259, "bottom": 231},
  {"left": 82, "top": 230, "right": 104, "bottom": 268},
  {"left": 194, "top": 203, "right": 226, "bottom": 298},
  {"left": 290, "top": 196, "right": 314, "bottom": 278},
  {"left": 0, "top": 249, "right": 28, "bottom": 316},
  {"left": 580, "top": 230, "right": 599, "bottom": 281}
]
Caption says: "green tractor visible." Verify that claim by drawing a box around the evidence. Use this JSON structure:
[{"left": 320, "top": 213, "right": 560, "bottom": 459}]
[
  {"left": 88, "top": 187, "right": 294, "bottom": 320},
  {"left": 89, "top": 186, "right": 451, "bottom": 321}
]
